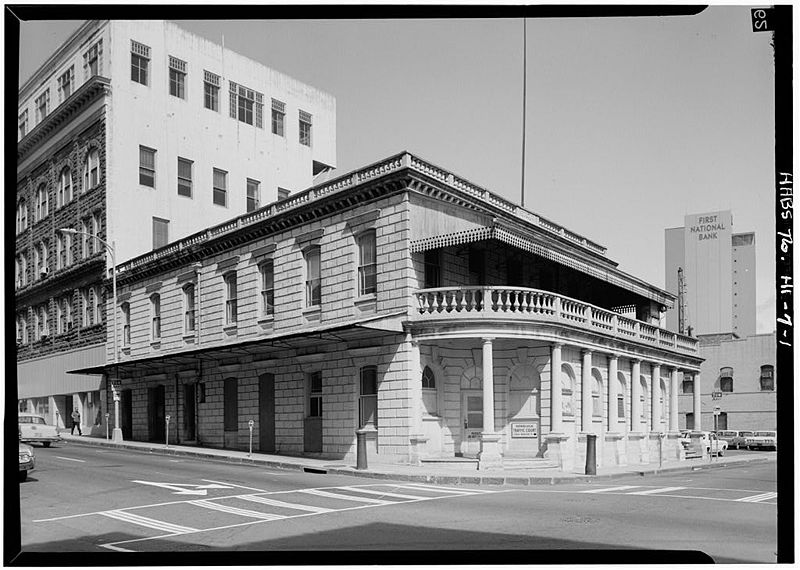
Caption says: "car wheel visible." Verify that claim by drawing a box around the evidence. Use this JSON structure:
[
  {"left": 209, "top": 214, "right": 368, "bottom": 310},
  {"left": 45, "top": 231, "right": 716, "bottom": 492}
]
[
  {"left": 19, "top": 471, "right": 27, "bottom": 482},
  {"left": 718, "top": 449, "right": 724, "bottom": 457},
  {"left": 43, "top": 442, "right": 51, "bottom": 448}
]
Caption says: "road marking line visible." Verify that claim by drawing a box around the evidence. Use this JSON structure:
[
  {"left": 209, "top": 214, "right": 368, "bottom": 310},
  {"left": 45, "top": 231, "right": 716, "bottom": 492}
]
[
  {"left": 297, "top": 488, "right": 392, "bottom": 504},
  {"left": 582, "top": 485, "right": 641, "bottom": 494},
  {"left": 627, "top": 486, "right": 687, "bottom": 495},
  {"left": 201, "top": 479, "right": 270, "bottom": 492},
  {"left": 101, "top": 510, "right": 197, "bottom": 534},
  {"left": 54, "top": 456, "right": 86, "bottom": 463},
  {"left": 737, "top": 492, "right": 778, "bottom": 503},
  {"left": 403, "top": 483, "right": 483, "bottom": 494},
  {"left": 100, "top": 543, "right": 135, "bottom": 552},
  {"left": 239, "top": 495, "right": 334, "bottom": 513},
  {"left": 190, "top": 499, "right": 285, "bottom": 520},
  {"left": 342, "top": 487, "right": 429, "bottom": 501}
]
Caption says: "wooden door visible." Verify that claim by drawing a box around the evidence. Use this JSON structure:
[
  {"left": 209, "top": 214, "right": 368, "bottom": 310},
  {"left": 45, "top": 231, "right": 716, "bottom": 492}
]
[{"left": 259, "top": 373, "right": 275, "bottom": 452}]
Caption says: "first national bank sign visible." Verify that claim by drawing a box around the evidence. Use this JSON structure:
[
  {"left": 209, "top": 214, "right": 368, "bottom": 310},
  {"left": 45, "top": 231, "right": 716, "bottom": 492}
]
[{"left": 688, "top": 213, "right": 727, "bottom": 241}]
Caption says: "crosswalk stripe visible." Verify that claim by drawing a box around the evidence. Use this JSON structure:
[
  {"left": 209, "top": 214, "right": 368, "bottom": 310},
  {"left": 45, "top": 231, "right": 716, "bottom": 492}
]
[
  {"left": 101, "top": 510, "right": 197, "bottom": 534},
  {"left": 297, "top": 488, "right": 391, "bottom": 504},
  {"left": 402, "top": 483, "right": 480, "bottom": 495},
  {"left": 239, "top": 495, "right": 334, "bottom": 513},
  {"left": 627, "top": 486, "right": 687, "bottom": 496},
  {"left": 190, "top": 499, "right": 285, "bottom": 520},
  {"left": 344, "top": 487, "right": 429, "bottom": 501},
  {"left": 583, "top": 485, "right": 640, "bottom": 494},
  {"left": 737, "top": 492, "right": 777, "bottom": 503}
]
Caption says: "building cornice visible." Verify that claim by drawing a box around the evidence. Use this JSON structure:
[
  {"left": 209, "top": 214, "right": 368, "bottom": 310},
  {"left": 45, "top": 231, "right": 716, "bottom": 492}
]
[{"left": 17, "top": 76, "right": 110, "bottom": 163}]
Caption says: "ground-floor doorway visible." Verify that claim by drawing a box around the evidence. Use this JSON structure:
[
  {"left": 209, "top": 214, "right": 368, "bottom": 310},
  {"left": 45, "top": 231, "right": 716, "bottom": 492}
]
[
  {"left": 148, "top": 385, "right": 166, "bottom": 442},
  {"left": 459, "top": 390, "right": 483, "bottom": 458},
  {"left": 183, "top": 383, "right": 196, "bottom": 442},
  {"left": 259, "top": 373, "right": 276, "bottom": 452}
]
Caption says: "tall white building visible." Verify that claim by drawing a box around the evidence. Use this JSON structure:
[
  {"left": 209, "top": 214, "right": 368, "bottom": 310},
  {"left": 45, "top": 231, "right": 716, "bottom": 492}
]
[
  {"left": 16, "top": 20, "right": 336, "bottom": 431},
  {"left": 664, "top": 211, "right": 756, "bottom": 337}
]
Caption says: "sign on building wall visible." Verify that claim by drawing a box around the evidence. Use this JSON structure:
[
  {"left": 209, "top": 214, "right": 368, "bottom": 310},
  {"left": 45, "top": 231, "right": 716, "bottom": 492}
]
[{"left": 511, "top": 422, "right": 538, "bottom": 438}]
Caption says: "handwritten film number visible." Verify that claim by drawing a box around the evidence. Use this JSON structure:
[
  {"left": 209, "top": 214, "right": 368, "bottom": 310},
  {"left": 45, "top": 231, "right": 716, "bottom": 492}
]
[{"left": 751, "top": 9, "right": 771, "bottom": 32}]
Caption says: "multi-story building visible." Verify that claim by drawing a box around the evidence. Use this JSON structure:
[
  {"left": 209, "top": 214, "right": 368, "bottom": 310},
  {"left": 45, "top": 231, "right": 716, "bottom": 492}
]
[
  {"left": 73, "top": 152, "right": 702, "bottom": 471},
  {"left": 16, "top": 20, "right": 336, "bottom": 432},
  {"left": 664, "top": 211, "right": 774, "bottom": 432},
  {"left": 664, "top": 211, "right": 756, "bottom": 337},
  {"left": 677, "top": 333, "right": 776, "bottom": 431}
]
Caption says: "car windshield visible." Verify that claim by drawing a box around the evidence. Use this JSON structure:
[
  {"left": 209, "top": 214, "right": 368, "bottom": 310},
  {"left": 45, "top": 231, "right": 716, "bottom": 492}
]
[
  {"left": 755, "top": 431, "right": 775, "bottom": 437},
  {"left": 740, "top": 431, "right": 753, "bottom": 436}
]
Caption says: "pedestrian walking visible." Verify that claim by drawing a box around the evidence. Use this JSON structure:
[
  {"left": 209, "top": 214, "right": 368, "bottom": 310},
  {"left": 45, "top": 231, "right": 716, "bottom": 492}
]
[{"left": 71, "top": 409, "right": 82, "bottom": 435}]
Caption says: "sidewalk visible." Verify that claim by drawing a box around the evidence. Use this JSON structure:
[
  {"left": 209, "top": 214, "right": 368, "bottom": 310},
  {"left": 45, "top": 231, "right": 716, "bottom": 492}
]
[{"left": 55, "top": 432, "right": 773, "bottom": 487}]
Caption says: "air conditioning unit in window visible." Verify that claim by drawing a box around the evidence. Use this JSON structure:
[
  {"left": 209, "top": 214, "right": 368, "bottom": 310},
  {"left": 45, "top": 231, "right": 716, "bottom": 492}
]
[{"left": 40, "top": 267, "right": 49, "bottom": 277}]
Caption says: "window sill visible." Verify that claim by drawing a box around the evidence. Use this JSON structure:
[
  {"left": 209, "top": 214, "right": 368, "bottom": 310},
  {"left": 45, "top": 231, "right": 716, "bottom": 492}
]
[
  {"left": 182, "top": 332, "right": 197, "bottom": 341},
  {"left": 121, "top": 346, "right": 131, "bottom": 354},
  {"left": 222, "top": 323, "right": 238, "bottom": 335},
  {"left": 354, "top": 294, "right": 377, "bottom": 312},
  {"left": 150, "top": 340, "right": 161, "bottom": 349},
  {"left": 257, "top": 315, "right": 275, "bottom": 326},
  {"left": 302, "top": 306, "right": 321, "bottom": 316}
]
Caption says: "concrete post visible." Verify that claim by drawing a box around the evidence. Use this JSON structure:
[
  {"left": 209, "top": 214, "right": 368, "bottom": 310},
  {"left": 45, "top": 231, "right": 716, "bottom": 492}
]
[
  {"left": 670, "top": 368, "right": 680, "bottom": 431},
  {"left": 581, "top": 350, "right": 593, "bottom": 432},
  {"left": 607, "top": 354, "right": 618, "bottom": 430},
  {"left": 692, "top": 372, "right": 702, "bottom": 430},
  {"left": 481, "top": 338, "right": 495, "bottom": 433},
  {"left": 651, "top": 364, "right": 661, "bottom": 432},
  {"left": 550, "top": 343, "right": 563, "bottom": 433},
  {"left": 630, "top": 359, "right": 641, "bottom": 431}
]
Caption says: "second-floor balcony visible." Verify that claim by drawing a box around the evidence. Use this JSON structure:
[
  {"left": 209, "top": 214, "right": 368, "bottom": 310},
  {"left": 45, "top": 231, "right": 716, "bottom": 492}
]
[{"left": 412, "top": 286, "right": 698, "bottom": 355}]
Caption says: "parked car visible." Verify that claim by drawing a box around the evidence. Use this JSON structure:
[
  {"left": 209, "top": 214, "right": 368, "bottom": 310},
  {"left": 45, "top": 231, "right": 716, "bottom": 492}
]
[
  {"left": 687, "top": 431, "right": 728, "bottom": 456},
  {"left": 19, "top": 442, "right": 35, "bottom": 481},
  {"left": 725, "top": 430, "right": 754, "bottom": 450},
  {"left": 18, "top": 413, "right": 61, "bottom": 447},
  {"left": 745, "top": 431, "right": 777, "bottom": 451}
]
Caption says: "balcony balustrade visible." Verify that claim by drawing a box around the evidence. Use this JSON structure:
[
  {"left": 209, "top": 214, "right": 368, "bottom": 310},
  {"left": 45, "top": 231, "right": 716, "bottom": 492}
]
[{"left": 413, "top": 286, "right": 697, "bottom": 355}]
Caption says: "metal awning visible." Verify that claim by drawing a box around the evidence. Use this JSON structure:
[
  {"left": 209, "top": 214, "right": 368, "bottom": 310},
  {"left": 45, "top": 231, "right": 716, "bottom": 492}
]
[{"left": 68, "top": 311, "right": 408, "bottom": 376}]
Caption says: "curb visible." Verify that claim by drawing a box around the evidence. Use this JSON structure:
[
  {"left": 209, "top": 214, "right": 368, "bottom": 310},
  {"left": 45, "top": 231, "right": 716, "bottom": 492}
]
[{"left": 60, "top": 436, "right": 772, "bottom": 487}]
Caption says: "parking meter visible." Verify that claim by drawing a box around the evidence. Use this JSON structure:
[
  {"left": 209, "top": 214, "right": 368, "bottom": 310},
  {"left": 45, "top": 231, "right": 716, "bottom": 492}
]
[
  {"left": 165, "top": 415, "right": 171, "bottom": 447},
  {"left": 248, "top": 419, "right": 254, "bottom": 457}
]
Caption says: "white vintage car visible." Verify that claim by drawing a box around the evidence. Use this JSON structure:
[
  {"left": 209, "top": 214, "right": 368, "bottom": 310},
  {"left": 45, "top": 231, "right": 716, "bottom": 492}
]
[
  {"left": 745, "top": 431, "right": 777, "bottom": 451},
  {"left": 18, "top": 413, "right": 62, "bottom": 447},
  {"left": 687, "top": 431, "right": 728, "bottom": 456}
]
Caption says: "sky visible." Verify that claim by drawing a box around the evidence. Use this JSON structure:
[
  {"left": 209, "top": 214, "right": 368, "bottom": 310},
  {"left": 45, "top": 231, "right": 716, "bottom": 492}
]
[{"left": 17, "top": 8, "right": 778, "bottom": 333}]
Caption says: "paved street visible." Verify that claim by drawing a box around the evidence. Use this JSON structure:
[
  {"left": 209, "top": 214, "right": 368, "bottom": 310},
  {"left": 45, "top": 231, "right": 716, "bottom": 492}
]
[{"left": 17, "top": 442, "right": 776, "bottom": 563}]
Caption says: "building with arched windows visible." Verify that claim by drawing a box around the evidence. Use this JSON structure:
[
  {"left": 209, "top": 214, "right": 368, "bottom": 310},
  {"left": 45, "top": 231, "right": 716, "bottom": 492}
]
[
  {"left": 16, "top": 20, "right": 335, "bottom": 432},
  {"left": 72, "top": 152, "right": 702, "bottom": 471}
]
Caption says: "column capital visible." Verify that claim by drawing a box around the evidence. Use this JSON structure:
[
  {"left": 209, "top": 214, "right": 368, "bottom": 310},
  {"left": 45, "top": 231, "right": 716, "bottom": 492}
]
[
  {"left": 630, "top": 357, "right": 641, "bottom": 364},
  {"left": 581, "top": 348, "right": 593, "bottom": 357},
  {"left": 481, "top": 336, "right": 495, "bottom": 344},
  {"left": 551, "top": 341, "right": 564, "bottom": 349},
  {"left": 607, "top": 352, "right": 620, "bottom": 361}
]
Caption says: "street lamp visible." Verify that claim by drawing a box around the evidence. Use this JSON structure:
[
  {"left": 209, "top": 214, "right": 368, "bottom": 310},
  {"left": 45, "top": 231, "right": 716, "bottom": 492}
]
[{"left": 58, "top": 228, "right": 123, "bottom": 442}]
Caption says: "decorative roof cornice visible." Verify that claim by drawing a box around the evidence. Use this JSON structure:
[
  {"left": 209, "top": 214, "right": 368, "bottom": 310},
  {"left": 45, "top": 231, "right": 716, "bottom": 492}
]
[{"left": 17, "top": 76, "right": 111, "bottom": 163}]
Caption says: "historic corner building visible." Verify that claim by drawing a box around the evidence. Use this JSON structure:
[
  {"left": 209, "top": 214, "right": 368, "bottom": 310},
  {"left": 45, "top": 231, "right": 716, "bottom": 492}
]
[
  {"left": 665, "top": 211, "right": 776, "bottom": 431},
  {"left": 15, "top": 20, "right": 336, "bottom": 432},
  {"left": 72, "top": 152, "right": 702, "bottom": 471}
]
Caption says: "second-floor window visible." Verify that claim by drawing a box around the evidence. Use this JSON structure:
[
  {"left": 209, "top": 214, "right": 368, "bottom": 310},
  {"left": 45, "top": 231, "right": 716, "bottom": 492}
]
[
  {"left": 299, "top": 110, "right": 312, "bottom": 146},
  {"left": 260, "top": 261, "right": 274, "bottom": 316},
  {"left": 183, "top": 284, "right": 196, "bottom": 333},
  {"left": 759, "top": 365, "right": 774, "bottom": 391},
  {"left": 358, "top": 231, "right": 377, "bottom": 296},
  {"left": 213, "top": 168, "right": 227, "bottom": 206},
  {"left": 229, "top": 82, "right": 263, "bottom": 127},
  {"left": 720, "top": 367, "right": 734, "bottom": 393},
  {"left": 57, "top": 296, "right": 73, "bottom": 334},
  {"left": 16, "top": 200, "right": 27, "bottom": 234},
  {"left": 271, "top": 99, "right": 285, "bottom": 136},
  {"left": 58, "top": 167, "right": 72, "bottom": 208},
  {"left": 177, "top": 157, "right": 193, "bottom": 197},
  {"left": 58, "top": 66, "right": 74, "bottom": 101},
  {"left": 152, "top": 217, "right": 169, "bottom": 249},
  {"left": 121, "top": 302, "right": 131, "bottom": 346},
  {"left": 16, "top": 254, "right": 27, "bottom": 288},
  {"left": 37, "top": 304, "right": 49, "bottom": 339},
  {"left": 246, "top": 179, "right": 260, "bottom": 212},
  {"left": 36, "top": 184, "right": 49, "bottom": 222},
  {"left": 56, "top": 232, "right": 72, "bottom": 269},
  {"left": 423, "top": 250, "right": 441, "bottom": 288},
  {"left": 225, "top": 272, "right": 238, "bottom": 325},
  {"left": 18, "top": 110, "right": 28, "bottom": 139},
  {"left": 131, "top": 40, "right": 150, "bottom": 85},
  {"left": 204, "top": 70, "right": 220, "bottom": 111},
  {"left": 84, "top": 287, "right": 98, "bottom": 327},
  {"left": 35, "top": 90, "right": 49, "bottom": 124},
  {"left": 150, "top": 294, "right": 161, "bottom": 340},
  {"left": 84, "top": 148, "right": 100, "bottom": 190},
  {"left": 35, "top": 242, "right": 48, "bottom": 278},
  {"left": 169, "top": 56, "right": 187, "bottom": 99},
  {"left": 139, "top": 146, "right": 156, "bottom": 187},
  {"left": 305, "top": 246, "right": 321, "bottom": 307}
]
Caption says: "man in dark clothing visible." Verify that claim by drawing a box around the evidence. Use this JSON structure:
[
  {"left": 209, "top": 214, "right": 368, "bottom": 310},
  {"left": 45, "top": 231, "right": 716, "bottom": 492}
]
[{"left": 71, "top": 409, "right": 82, "bottom": 435}]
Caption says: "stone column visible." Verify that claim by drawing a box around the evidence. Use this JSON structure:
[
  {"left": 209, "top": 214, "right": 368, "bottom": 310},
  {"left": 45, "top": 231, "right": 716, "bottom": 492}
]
[
  {"left": 670, "top": 368, "right": 679, "bottom": 431},
  {"left": 581, "top": 350, "right": 593, "bottom": 432},
  {"left": 478, "top": 337, "right": 502, "bottom": 469},
  {"left": 692, "top": 372, "right": 702, "bottom": 431},
  {"left": 630, "top": 359, "right": 641, "bottom": 431},
  {"left": 651, "top": 364, "right": 661, "bottom": 432},
  {"left": 407, "top": 336, "right": 427, "bottom": 465},
  {"left": 550, "top": 343, "right": 563, "bottom": 433},
  {"left": 607, "top": 354, "right": 618, "bottom": 430}
]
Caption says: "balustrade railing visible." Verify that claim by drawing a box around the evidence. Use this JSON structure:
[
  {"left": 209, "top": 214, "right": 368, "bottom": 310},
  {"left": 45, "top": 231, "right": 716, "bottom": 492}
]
[{"left": 413, "top": 286, "right": 697, "bottom": 354}]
